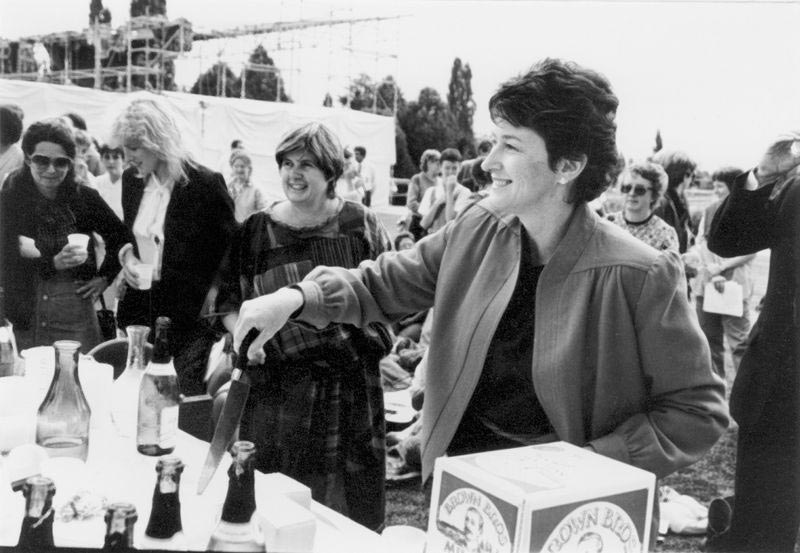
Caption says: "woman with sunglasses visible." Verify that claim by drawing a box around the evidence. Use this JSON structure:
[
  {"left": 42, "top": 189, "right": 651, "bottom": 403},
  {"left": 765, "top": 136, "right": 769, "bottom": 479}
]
[
  {"left": 233, "top": 59, "right": 728, "bottom": 540},
  {"left": 0, "top": 119, "right": 132, "bottom": 352},
  {"left": 606, "top": 161, "right": 679, "bottom": 251}
]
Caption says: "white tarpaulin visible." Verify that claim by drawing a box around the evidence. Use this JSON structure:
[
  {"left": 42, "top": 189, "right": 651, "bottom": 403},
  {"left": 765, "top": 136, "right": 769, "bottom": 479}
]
[{"left": 0, "top": 79, "right": 396, "bottom": 207}]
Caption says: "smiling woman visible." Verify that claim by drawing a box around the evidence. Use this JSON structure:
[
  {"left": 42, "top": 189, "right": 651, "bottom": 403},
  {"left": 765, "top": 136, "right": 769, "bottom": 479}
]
[
  {"left": 229, "top": 59, "right": 729, "bottom": 538},
  {"left": 0, "top": 118, "right": 132, "bottom": 352},
  {"left": 216, "top": 122, "right": 393, "bottom": 531}
]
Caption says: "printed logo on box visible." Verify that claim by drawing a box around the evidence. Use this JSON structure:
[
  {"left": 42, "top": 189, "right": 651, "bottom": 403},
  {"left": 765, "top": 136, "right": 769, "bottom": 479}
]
[
  {"left": 541, "top": 501, "right": 641, "bottom": 553},
  {"left": 434, "top": 487, "right": 512, "bottom": 553}
]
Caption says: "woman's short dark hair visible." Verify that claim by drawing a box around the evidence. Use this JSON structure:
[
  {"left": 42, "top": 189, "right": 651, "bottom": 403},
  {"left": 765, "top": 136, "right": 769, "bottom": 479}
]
[
  {"left": 275, "top": 122, "right": 344, "bottom": 199},
  {"left": 0, "top": 106, "right": 23, "bottom": 147},
  {"left": 98, "top": 143, "right": 124, "bottom": 158},
  {"left": 651, "top": 150, "right": 697, "bottom": 191},
  {"left": 488, "top": 58, "right": 620, "bottom": 204},
  {"left": 440, "top": 148, "right": 462, "bottom": 165},
  {"left": 21, "top": 119, "right": 77, "bottom": 160},
  {"left": 20, "top": 119, "right": 79, "bottom": 188},
  {"left": 711, "top": 166, "right": 742, "bottom": 191}
]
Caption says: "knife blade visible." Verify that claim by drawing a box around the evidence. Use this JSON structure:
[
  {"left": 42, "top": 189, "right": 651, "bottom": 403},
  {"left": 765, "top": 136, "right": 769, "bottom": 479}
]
[{"left": 196, "top": 331, "right": 257, "bottom": 495}]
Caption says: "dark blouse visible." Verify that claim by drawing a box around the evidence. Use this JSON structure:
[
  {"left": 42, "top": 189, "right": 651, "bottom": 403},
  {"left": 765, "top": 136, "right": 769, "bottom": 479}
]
[
  {"left": 0, "top": 169, "right": 132, "bottom": 329},
  {"left": 449, "top": 229, "right": 553, "bottom": 455}
]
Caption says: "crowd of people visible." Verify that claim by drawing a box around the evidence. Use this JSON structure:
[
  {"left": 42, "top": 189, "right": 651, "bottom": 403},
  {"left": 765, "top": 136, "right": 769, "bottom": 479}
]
[{"left": 1, "top": 56, "right": 799, "bottom": 552}]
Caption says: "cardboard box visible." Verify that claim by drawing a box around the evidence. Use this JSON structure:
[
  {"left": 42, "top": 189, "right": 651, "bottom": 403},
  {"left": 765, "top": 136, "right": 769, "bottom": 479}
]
[
  {"left": 427, "top": 442, "right": 655, "bottom": 553},
  {"left": 257, "top": 491, "right": 317, "bottom": 553}
]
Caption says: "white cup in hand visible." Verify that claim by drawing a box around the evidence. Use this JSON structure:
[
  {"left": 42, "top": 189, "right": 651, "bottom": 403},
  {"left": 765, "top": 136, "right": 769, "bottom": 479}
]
[
  {"left": 67, "top": 233, "right": 90, "bottom": 254},
  {"left": 134, "top": 263, "right": 154, "bottom": 290}
]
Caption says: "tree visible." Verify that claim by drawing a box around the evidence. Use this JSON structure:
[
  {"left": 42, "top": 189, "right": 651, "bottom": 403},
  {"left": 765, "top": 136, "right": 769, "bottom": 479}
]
[
  {"left": 339, "top": 74, "right": 405, "bottom": 116},
  {"left": 322, "top": 93, "right": 333, "bottom": 107},
  {"left": 393, "top": 123, "right": 417, "bottom": 178},
  {"left": 130, "top": 0, "right": 166, "bottom": 17},
  {"left": 341, "top": 74, "right": 414, "bottom": 176},
  {"left": 242, "top": 44, "right": 290, "bottom": 102},
  {"left": 399, "top": 87, "right": 459, "bottom": 171},
  {"left": 190, "top": 61, "right": 241, "bottom": 97},
  {"left": 447, "top": 57, "right": 476, "bottom": 158}
]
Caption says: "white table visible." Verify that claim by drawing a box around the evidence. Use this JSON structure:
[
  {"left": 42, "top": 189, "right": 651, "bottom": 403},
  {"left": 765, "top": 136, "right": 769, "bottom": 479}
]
[{"left": 0, "top": 423, "right": 383, "bottom": 552}]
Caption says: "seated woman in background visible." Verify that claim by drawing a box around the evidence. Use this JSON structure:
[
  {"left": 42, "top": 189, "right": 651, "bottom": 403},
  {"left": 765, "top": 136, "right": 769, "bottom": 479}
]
[
  {"left": 606, "top": 161, "right": 679, "bottom": 252},
  {"left": 217, "top": 122, "right": 393, "bottom": 531},
  {"left": 112, "top": 98, "right": 237, "bottom": 394},
  {"left": 0, "top": 119, "right": 132, "bottom": 352},
  {"left": 233, "top": 60, "right": 728, "bottom": 537}
]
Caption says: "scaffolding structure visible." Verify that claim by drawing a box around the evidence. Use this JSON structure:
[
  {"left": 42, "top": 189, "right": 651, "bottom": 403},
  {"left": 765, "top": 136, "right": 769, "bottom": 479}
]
[{"left": 0, "top": 8, "right": 401, "bottom": 114}]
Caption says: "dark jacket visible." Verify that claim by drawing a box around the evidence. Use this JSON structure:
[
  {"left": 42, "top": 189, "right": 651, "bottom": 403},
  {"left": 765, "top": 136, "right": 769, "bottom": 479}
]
[
  {"left": 0, "top": 168, "right": 132, "bottom": 329},
  {"left": 654, "top": 187, "right": 691, "bottom": 253},
  {"left": 117, "top": 161, "right": 237, "bottom": 332},
  {"left": 708, "top": 171, "right": 800, "bottom": 429}
]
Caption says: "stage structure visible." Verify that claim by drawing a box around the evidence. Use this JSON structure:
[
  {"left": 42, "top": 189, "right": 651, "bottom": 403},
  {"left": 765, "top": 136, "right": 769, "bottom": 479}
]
[{"left": 0, "top": 8, "right": 401, "bottom": 114}]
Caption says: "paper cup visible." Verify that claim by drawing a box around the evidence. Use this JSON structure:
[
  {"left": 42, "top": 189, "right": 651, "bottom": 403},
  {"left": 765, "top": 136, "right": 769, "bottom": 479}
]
[
  {"left": 381, "top": 525, "right": 426, "bottom": 553},
  {"left": 135, "top": 264, "right": 154, "bottom": 290},
  {"left": 67, "top": 233, "right": 90, "bottom": 253}
]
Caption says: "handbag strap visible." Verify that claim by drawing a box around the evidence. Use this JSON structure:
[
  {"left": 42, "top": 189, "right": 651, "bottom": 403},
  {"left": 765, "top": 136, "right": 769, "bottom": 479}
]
[{"left": 98, "top": 293, "right": 107, "bottom": 311}]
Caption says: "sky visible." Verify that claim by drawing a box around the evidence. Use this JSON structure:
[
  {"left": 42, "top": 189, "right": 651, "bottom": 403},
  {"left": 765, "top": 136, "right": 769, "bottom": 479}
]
[{"left": 1, "top": 0, "right": 799, "bottom": 170}]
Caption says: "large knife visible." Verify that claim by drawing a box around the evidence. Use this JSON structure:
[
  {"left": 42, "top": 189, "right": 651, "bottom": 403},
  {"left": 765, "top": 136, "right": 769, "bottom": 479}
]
[{"left": 196, "top": 331, "right": 257, "bottom": 495}]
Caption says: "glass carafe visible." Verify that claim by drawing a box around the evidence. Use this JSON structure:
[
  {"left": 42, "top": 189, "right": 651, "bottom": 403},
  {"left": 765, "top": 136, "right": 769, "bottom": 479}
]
[
  {"left": 36, "top": 340, "right": 91, "bottom": 461},
  {"left": 110, "top": 325, "right": 149, "bottom": 437}
]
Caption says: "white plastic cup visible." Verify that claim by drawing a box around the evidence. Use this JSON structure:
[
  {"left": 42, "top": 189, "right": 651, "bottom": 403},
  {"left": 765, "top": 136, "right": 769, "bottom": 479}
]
[
  {"left": 381, "top": 525, "right": 426, "bottom": 553},
  {"left": 67, "top": 233, "right": 90, "bottom": 254},
  {"left": 135, "top": 264, "right": 154, "bottom": 290}
]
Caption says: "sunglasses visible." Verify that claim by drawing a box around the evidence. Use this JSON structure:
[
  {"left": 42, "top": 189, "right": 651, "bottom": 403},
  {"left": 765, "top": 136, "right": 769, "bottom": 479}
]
[
  {"left": 620, "top": 184, "right": 652, "bottom": 196},
  {"left": 102, "top": 152, "right": 123, "bottom": 160},
  {"left": 29, "top": 154, "right": 73, "bottom": 171}
]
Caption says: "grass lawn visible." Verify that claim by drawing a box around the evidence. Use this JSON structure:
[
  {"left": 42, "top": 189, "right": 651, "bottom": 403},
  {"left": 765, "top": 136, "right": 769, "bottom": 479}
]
[{"left": 385, "top": 426, "right": 738, "bottom": 552}]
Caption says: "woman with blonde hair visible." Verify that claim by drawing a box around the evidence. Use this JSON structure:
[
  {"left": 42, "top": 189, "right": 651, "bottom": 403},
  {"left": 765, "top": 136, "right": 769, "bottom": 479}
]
[{"left": 113, "top": 98, "right": 236, "bottom": 393}]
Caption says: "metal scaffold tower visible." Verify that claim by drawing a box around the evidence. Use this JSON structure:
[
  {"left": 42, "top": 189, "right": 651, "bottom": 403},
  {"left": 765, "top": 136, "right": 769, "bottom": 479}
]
[{"left": 0, "top": 6, "right": 402, "bottom": 114}]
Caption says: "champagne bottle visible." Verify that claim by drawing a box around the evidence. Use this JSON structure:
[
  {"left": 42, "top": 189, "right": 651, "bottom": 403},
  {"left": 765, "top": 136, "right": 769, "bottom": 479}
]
[
  {"left": 207, "top": 441, "right": 264, "bottom": 552},
  {"left": 18, "top": 476, "right": 55, "bottom": 550},
  {"left": 103, "top": 502, "right": 138, "bottom": 551},
  {"left": 36, "top": 340, "right": 91, "bottom": 461},
  {"left": 140, "top": 456, "right": 187, "bottom": 550},
  {"left": 111, "top": 325, "right": 150, "bottom": 437},
  {"left": 137, "top": 317, "right": 180, "bottom": 456}
]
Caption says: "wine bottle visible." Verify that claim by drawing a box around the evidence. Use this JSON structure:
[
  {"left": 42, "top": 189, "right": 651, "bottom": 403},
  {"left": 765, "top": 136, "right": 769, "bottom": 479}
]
[
  {"left": 17, "top": 476, "right": 55, "bottom": 550},
  {"left": 36, "top": 340, "right": 91, "bottom": 461},
  {"left": 140, "top": 456, "right": 187, "bottom": 550},
  {"left": 103, "top": 502, "right": 138, "bottom": 551},
  {"left": 207, "top": 441, "right": 264, "bottom": 552},
  {"left": 110, "top": 325, "right": 149, "bottom": 437},
  {"left": 137, "top": 317, "right": 180, "bottom": 456}
]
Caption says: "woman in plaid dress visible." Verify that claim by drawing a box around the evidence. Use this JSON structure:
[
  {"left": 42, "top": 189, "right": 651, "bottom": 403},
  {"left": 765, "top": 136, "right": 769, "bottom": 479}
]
[{"left": 216, "top": 123, "right": 393, "bottom": 531}]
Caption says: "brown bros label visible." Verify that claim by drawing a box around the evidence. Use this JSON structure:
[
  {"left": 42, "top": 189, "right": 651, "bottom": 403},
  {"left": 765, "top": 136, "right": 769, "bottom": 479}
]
[
  {"left": 529, "top": 489, "right": 649, "bottom": 553},
  {"left": 432, "top": 473, "right": 516, "bottom": 553}
]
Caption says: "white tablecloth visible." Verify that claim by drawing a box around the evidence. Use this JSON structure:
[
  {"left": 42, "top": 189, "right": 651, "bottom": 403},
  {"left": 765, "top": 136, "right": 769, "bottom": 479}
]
[{"left": 0, "top": 417, "right": 383, "bottom": 552}]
